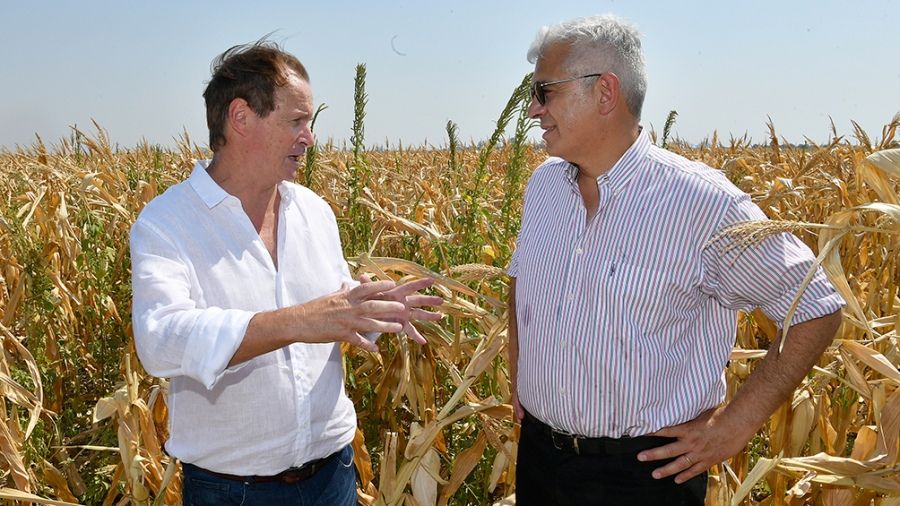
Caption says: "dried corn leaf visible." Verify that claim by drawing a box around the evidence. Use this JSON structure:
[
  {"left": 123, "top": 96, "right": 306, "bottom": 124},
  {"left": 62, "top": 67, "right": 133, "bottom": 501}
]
[
  {"left": 0, "top": 488, "right": 81, "bottom": 506},
  {"left": 438, "top": 431, "right": 487, "bottom": 506},
  {"left": 0, "top": 414, "right": 30, "bottom": 492},
  {"left": 40, "top": 459, "right": 79, "bottom": 503},
  {"left": 731, "top": 456, "right": 779, "bottom": 506},
  {"left": 778, "top": 452, "right": 876, "bottom": 476},
  {"left": 407, "top": 400, "right": 501, "bottom": 459},
  {"left": 1, "top": 273, "right": 25, "bottom": 326},
  {"left": 379, "top": 432, "right": 400, "bottom": 505},
  {"left": 462, "top": 320, "right": 505, "bottom": 379},
  {"left": 352, "top": 254, "right": 504, "bottom": 308},
  {"left": 354, "top": 428, "right": 376, "bottom": 489},
  {"left": 876, "top": 387, "right": 900, "bottom": 465},
  {"left": 851, "top": 426, "right": 879, "bottom": 461},
  {"left": 862, "top": 146, "right": 900, "bottom": 188},
  {"left": 410, "top": 423, "right": 441, "bottom": 506},
  {"left": 840, "top": 340, "right": 900, "bottom": 384},
  {"left": 358, "top": 197, "right": 447, "bottom": 241},
  {"left": 789, "top": 393, "right": 816, "bottom": 455},
  {"left": 1, "top": 325, "right": 44, "bottom": 437},
  {"left": 731, "top": 348, "right": 767, "bottom": 360},
  {"left": 839, "top": 347, "right": 874, "bottom": 399},
  {"left": 819, "top": 211, "right": 870, "bottom": 339},
  {"left": 488, "top": 440, "right": 514, "bottom": 493},
  {"left": 150, "top": 458, "right": 179, "bottom": 506}
]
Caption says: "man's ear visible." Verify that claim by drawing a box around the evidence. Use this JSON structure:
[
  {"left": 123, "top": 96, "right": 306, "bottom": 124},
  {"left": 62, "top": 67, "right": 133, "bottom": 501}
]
[
  {"left": 594, "top": 73, "right": 621, "bottom": 115},
  {"left": 226, "top": 98, "right": 253, "bottom": 139}
]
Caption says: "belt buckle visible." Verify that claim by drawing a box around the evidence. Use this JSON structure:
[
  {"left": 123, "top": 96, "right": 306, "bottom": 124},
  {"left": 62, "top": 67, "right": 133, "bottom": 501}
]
[{"left": 550, "top": 431, "right": 580, "bottom": 455}]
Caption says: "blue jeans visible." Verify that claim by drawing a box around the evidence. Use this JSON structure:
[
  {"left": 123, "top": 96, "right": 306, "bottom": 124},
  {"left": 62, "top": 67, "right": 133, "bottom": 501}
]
[{"left": 182, "top": 445, "right": 358, "bottom": 506}]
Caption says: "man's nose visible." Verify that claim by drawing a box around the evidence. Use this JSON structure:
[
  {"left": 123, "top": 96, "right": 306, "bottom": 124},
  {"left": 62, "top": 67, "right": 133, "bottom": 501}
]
[
  {"left": 527, "top": 97, "right": 543, "bottom": 119},
  {"left": 298, "top": 124, "right": 314, "bottom": 146}
]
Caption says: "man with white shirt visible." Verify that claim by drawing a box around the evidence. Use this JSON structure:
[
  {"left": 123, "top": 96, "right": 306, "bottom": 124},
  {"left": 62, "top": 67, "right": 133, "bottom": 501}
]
[
  {"left": 506, "top": 15, "right": 844, "bottom": 505},
  {"left": 130, "top": 41, "right": 441, "bottom": 505}
]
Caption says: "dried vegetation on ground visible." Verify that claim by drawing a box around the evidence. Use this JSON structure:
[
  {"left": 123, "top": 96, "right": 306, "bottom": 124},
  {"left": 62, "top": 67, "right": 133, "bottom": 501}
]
[{"left": 0, "top": 88, "right": 898, "bottom": 504}]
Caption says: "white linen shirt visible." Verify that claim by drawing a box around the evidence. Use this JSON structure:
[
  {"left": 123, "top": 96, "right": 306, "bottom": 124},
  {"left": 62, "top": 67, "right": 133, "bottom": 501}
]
[
  {"left": 508, "top": 129, "right": 844, "bottom": 438},
  {"left": 130, "top": 160, "right": 356, "bottom": 475}
]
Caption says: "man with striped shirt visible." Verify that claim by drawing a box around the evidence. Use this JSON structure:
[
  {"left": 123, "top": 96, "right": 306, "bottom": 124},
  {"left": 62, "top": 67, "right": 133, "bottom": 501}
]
[{"left": 507, "top": 15, "right": 844, "bottom": 505}]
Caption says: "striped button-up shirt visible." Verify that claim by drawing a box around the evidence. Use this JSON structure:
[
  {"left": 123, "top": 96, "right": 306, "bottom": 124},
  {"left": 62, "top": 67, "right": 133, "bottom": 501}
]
[{"left": 508, "top": 129, "right": 843, "bottom": 438}]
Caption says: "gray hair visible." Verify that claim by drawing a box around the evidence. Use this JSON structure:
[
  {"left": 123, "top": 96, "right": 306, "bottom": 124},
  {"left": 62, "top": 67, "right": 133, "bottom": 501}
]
[{"left": 527, "top": 15, "right": 647, "bottom": 119}]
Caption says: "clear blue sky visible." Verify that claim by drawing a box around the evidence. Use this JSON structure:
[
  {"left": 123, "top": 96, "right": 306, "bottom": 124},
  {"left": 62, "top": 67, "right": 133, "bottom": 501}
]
[{"left": 2, "top": 1, "right": 898, "bottom": 150}]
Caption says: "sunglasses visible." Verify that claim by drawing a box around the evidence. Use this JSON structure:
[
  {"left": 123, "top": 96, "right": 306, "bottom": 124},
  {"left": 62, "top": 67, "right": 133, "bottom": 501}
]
[{"left": 530, "top": 73, "right": 604, "bottom": 105}]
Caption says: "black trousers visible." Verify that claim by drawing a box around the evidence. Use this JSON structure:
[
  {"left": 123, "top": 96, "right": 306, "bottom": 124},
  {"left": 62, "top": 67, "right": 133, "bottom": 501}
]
[{"left": 516, "top": 412, "right": 707, "bottom": 505}]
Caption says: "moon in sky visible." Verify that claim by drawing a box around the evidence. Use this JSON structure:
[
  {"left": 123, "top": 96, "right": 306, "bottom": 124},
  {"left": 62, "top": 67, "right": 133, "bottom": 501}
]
[{"left": 391, "top": 35, "right": 407, "bottom": 56}]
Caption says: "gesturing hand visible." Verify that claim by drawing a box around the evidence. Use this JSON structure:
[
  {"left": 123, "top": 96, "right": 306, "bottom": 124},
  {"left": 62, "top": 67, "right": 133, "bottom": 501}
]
[
  {"left": 297, "top": 279, "right": 407, "bottom": 353},
  {"left": 358, "top": 274, "right": 444, "bottom": 344},
  {"left": 636, "top": 407, "right": 753, "bottom": 484}
]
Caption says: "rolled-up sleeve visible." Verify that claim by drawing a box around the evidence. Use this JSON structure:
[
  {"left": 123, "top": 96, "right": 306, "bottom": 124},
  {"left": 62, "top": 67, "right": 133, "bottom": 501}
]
[
  {"left": 701, "top": 195, "right": 845, "bottom": 326},
  {"left": 130, "top": 219, "right": 255, "bottom": 389}
]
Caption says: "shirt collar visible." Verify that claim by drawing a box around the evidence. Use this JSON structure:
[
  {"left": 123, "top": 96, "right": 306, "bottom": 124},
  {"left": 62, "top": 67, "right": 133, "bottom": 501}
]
[
  {"left": 187, "top": 160, "right": 295, "bottom": 208},
  {"left": 564, "top": 127, "right": 651, "bottom": 195},
  {"left": 188, "top": 160, "right": 230, "bottom": 208}
]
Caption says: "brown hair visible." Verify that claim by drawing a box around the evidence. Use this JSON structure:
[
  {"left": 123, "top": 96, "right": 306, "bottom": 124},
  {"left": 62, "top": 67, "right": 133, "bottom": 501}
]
[{"left": 203, "top": 40, "right": 309, "bottom": 151}]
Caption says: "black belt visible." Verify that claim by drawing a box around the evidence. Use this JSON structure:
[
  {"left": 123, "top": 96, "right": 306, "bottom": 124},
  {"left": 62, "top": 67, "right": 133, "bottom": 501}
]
[
  {"left": 524, "top": 411, "right": 673, "bottom": 456},
  {"left": 185, "top": 450, "right": 339, "bottom": 484}
]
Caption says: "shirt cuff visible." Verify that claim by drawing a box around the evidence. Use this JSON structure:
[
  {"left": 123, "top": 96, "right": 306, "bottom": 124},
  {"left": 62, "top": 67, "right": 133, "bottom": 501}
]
[
  {"left": 181, "top": 307, "right": 256, "bottom": 389},
  {"left": 761, "top": 267, "right": 846, "bottom": 327}
]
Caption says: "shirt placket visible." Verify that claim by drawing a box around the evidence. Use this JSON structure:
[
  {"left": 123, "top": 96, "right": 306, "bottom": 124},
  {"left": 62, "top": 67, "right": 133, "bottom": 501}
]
[
  {"left": 289, "top": 347, "right": 312, "bottom": 462},
  {"left": 592, "top": 177, "right": 615, "bottom": 434},
  {"left": 280, "top": 199, "right": 312, "bottom": 465},
  {"left": 568, "top": 176, "right": 613, "bottom": 434},
  {"left": 555, "top": 182, "right": 595, "bottom": 427}
]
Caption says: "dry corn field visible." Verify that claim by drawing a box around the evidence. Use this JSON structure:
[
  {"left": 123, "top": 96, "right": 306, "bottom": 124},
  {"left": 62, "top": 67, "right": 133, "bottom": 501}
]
[{"left": 0, "top": 97, "right": 899, "bottom": 504}]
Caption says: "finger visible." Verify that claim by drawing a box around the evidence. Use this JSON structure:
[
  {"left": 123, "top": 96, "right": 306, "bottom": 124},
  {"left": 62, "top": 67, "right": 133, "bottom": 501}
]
[
  {"left": 347, "top": 332, "right": 379, "bottom": 353},
  {"left": 358, "top": 273, "right": 373, "bottom": 284},
  {"left": 406, "top": 294, "right": 444, "bottom": 308},
  {"left": 358, "top": 300, "right": 408, "bottom": 320},
  {"left": 651, "top": 453, "right": 701, "bottom": 481},
  {"left": 349, "top": 280, "right": 397, "bottom": 302},
  {"left": 358, "top": 317, "right": 403, "bottom": 334},
  {"left": 637, "top": 439, "right": 687, "bottom": 463},
  {"left": 409, "top": 308, "right": 444, "bottom": 321},
  {"left": 384, "top": 277, "right": 434, "bottom": 298},
  {"left": 673, "top": 463, "right": 706, "bottom": 484},
  {"left": 402, "top": 322, "right": 427, "bottom": 345}
]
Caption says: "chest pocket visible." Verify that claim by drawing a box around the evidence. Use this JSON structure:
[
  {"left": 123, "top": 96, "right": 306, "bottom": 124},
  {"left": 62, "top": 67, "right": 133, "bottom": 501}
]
[{"left": 596, "top": 260, "right": 681, "bottom": 336}]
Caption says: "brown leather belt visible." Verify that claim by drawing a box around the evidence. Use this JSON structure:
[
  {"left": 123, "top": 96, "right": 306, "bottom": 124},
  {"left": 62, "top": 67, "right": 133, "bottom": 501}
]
[
  {"left": 185, "top": 450, "right": 339, "bottom": 484},
  {"left": 524, "top": 411, "right": 673, "bottom": 456}
]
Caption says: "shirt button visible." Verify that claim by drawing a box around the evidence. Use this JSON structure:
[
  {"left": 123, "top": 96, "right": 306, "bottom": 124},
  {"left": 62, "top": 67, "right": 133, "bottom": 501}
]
[
  {"left": 560, "top": 388, "right": 566, "bottom": 395},
  {"left": 567, "top": 293, "right": 574, "bottom": 301},
  {"left": 575, "top": 247, "right": 583, "bottom": 255}
]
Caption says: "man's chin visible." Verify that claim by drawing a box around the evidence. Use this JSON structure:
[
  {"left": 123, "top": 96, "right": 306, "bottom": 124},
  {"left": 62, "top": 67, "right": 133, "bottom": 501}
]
[
  {"left": 284, "top": 158, "right": 302, "bottom": 171},
  {"left": 545, "top": 143, "right": 564, "bottom": 159}
]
